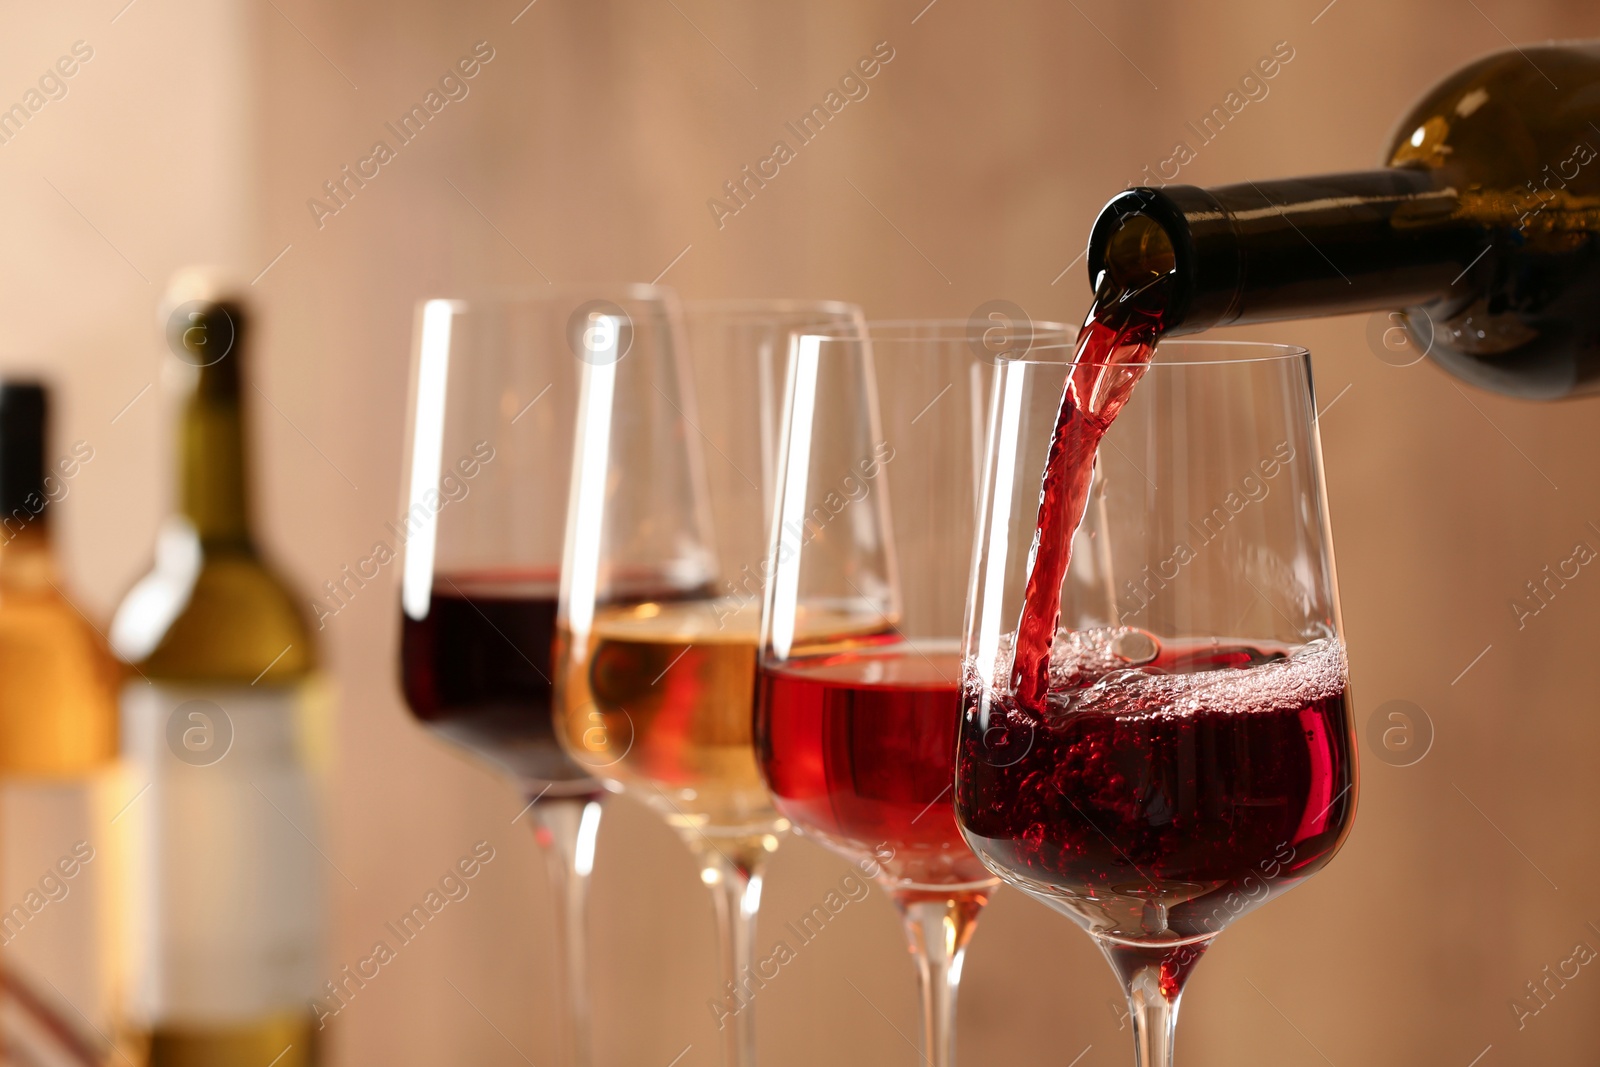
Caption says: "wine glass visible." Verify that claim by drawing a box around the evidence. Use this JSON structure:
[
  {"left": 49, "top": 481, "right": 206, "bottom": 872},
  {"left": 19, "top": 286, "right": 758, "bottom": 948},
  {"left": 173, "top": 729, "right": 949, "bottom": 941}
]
[
  {"left": 398, "top": 286, "right": 680, "bottom": 1067},
  {"left": 554, "top": 299, "right": 861, "bottom": 1066},
  {"left": 954, "top": 340, "right": 1358, "bottom": 1067},
  {"left": 755, "top": 320, "right": 1071, "bottom": 1065}
]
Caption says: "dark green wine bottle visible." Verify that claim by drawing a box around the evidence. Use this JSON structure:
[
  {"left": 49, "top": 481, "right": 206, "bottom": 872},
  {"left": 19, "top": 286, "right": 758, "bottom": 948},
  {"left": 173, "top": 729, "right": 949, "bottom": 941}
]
[{"left": 1087, "top": 41, "right": 1600, "bottom": 399}]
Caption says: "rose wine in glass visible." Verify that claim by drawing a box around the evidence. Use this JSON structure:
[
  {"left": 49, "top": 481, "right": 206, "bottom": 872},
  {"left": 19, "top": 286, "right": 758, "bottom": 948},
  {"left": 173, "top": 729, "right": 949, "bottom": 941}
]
[
  {"left": 956, "top": 303, "right": 1357, "bottom": 1067},
  {"left": 757, "top": 321, "right": 1069, "bottom": 1066},
  {"left": 759, "top": 644, "right": 992, "bottom": 890}
]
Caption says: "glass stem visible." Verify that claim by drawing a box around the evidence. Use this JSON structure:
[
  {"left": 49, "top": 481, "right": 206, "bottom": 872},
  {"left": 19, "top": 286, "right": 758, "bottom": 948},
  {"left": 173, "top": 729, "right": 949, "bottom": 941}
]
[
  {"left": 529, "top": 794, "right": 605, "bottom": 1067},
  {"left": 694, "top": 839, "right": 772, "bottom": 1067},
  {"left": 892, "top": 891, "right": 986, "bottom": 1067},
  {"left": 1125, "top": 964, "right": 1178, "bottom": 1067},
  {"left": 1099, "top": 939, "right": 1212, "bottom": 1067}
]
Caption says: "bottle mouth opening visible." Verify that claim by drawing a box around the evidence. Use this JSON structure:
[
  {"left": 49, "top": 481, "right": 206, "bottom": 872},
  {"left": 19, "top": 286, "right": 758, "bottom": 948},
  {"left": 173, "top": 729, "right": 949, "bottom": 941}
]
[
  {"left": 1086, "top": 189, "right": 1191, "bottom": 325},
  {"left": 1086, "top": 186, "right": 1243, "bottom": 335},
  {"left": 1102, "top": 214, "right": 1176, "bottom": 291}
]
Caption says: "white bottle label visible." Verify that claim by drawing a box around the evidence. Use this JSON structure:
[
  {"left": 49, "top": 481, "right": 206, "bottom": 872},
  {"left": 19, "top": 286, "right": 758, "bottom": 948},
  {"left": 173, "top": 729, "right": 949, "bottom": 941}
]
[{"left": 119, "top": 680, "right": 329, "bottom": 1027}]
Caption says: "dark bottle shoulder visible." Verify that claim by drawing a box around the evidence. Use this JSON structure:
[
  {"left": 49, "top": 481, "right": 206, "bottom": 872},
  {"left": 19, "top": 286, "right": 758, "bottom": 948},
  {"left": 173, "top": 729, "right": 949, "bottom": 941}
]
[
  {"left": 1384, "top": 45, "right": 1600, "bottom": 397},
  {"left": 1385, "top": 44, "right": 1600, "bottom": 182}
]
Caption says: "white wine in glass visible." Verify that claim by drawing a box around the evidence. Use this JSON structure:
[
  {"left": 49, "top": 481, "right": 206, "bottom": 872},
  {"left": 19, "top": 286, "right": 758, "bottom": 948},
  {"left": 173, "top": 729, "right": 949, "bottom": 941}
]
[{"left": 556, "top": 299, "right": 861, "bottom": 1066}]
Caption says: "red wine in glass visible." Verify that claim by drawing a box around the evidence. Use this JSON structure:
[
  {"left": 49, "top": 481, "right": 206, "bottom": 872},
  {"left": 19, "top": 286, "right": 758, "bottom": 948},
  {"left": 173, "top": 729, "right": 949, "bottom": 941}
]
[
  {"left": 958, "top": 234, "right": 1356, "bottom": 1063},
  {"left": 401, "top": 571, "right": 601, "bottom": 792},
  {"left": 757, "top": 643, "right": 996, "bottom": 889},
  {"left": 958, "top": 633, "right": 1355, "bottom": 952},
  {"left": 984, "top": 237, "right": 1355, "bottom": 939}
]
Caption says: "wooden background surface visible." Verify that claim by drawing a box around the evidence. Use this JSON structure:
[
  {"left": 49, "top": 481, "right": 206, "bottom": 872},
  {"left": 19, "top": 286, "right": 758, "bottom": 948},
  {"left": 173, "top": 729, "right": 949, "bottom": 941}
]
[{"left": 5, "top": 0, "right": 1600, "bottom": 1063}]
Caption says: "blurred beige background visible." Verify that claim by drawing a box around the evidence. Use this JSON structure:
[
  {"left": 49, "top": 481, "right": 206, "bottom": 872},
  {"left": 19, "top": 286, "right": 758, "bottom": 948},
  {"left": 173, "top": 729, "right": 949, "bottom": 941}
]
[{"left": 6, "top": 0, "right": 1600, "bottom": 1063}]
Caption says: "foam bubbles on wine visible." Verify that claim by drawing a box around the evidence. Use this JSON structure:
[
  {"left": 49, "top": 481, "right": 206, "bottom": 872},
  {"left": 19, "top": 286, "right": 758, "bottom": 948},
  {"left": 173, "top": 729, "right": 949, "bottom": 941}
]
[
  {"left": 976, "top": 627, "right": 1347, "bottom": 723},
  {"left": 1055, "top": 634, "right": 1344, "bottom": 721}
]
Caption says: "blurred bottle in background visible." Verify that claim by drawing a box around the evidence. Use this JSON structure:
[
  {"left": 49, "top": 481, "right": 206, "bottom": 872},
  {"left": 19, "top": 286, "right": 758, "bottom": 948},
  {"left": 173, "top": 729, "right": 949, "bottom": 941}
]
[
  {"left": 111, "top": 275, "right": 328, "bottom": 1067},
  {"left": 0, "top": 382, "right": 128, "bottom": 1065}
]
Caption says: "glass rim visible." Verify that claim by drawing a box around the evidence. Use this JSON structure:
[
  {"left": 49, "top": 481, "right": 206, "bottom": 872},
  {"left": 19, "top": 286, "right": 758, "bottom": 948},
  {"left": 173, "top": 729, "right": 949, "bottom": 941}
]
[
  {"left": 996, "top": 337, "right": 1312, "bottom": 367},
  {"left": 412, "top": 282, "right": 678, "bottom": 311},
  {"left": 797, "top": 318, "right": 1078, "bottom": 341},
  {"left": 682, "top": 297, "right": 862, "bottom": 319}
]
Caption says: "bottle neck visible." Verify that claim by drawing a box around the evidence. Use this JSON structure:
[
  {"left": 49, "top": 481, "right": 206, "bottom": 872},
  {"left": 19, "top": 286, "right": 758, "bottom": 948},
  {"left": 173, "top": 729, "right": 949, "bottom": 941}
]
[
  {"left": 0, "top": 522, "right": 56, "bottom": 590},
  {"left": 180, "top": 355, "right": 253, "bottom": 551},
  {"left": 1088, "top": 169, "right": 1484, "bottom": 334},
  {"left": 0, "top": 382, "right": 55, "bottom": 586}
]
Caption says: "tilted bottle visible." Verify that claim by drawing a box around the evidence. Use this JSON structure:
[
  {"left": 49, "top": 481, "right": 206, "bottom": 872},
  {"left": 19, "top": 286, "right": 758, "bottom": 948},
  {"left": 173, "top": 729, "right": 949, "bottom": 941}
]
[
  {"left": 111, "top": 283, "right": 327, "bottom": 1065},
  {"left": 1085, "top": 41, "right": 1600, "bottom": 398},
  {"left": 0, "top": 383, "right": 124, "bottom": 1064}
]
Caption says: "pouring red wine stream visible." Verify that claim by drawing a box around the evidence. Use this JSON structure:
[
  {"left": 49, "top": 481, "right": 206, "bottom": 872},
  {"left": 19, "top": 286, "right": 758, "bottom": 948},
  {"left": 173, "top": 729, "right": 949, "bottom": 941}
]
[{"left": 1010, "top": 268, "right": 1173, "bottom": 710}]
